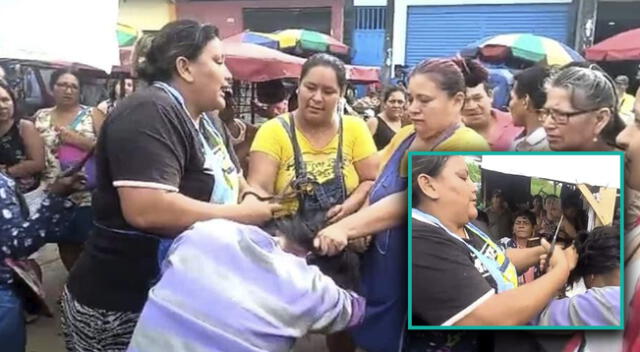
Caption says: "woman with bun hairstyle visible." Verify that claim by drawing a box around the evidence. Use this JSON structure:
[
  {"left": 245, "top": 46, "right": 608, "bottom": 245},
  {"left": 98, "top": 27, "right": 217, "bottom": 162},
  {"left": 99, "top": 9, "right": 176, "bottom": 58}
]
[
  {"left": 60, "top": 20, "right": 280, "bottom": 352},
  {"left": 458, "top": 59, "right": 523, "bottom": 151},
  {"left": 314, "top": 58, "right": 489, "bottom": 352}
]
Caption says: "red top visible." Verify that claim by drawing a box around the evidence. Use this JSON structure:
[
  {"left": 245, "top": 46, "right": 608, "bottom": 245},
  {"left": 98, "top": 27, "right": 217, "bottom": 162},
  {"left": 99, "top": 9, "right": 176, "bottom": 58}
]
[{"left": 487, "top": 109, "right": 524, "bottom": 151}]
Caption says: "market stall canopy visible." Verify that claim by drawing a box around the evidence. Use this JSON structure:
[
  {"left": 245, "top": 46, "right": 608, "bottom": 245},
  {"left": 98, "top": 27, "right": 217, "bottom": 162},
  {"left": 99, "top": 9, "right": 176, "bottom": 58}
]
[
  {"left": 481, "top": 154, "right": 621, "bottom": 189},
  {"left": 223, "top": 42, "right": 305, "bottom": 82},
  {"left": 0, "top": 0, "right": 120, "bottom": 73},
  {"left": 222, "top": 42, "right": 379, "bottom": 83},
  {"left": 461, "top": 33, "right": 584, "bottom": 66},
  {"left": 585, "top": 28, "right": 640, "bottom": 61}
]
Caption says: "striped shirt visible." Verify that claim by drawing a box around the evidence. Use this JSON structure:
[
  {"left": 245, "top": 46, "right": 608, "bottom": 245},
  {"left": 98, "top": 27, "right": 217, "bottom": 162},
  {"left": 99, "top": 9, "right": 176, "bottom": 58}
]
[{"left": 127, "top": 219, "right": 365, "bottom": 352}]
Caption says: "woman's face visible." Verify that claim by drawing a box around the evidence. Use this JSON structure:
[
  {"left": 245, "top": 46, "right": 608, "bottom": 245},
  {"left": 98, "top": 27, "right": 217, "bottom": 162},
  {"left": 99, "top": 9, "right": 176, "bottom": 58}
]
[
  {"left": 617, "top": 97, "right": 640, "bottom": 190},
  {"left": 418, "top": 156, "right": 478, "bottom": 225},
  {"left": 114, "top": 79, "right": 134, "bottom": 98},
  {"left": 297, "top": 65, "right": 342, "bottom": 125},
  {"left": 461, "top": 84, "right": 493, "bottom": 129},
  {"left": 545, "top": 198, "right": 562, "bottom": 219},
  {"left": 407, "top": 73, "right": 464, "bottom": 142},
  {"left": 0, "top": 87, "right": 15, "bottom": 122},
  {"left": 384, "top": 91, "right": 406, "bottom": 119},
  {"left": 508, "top": 84, "right": 527, "bottom": 127},
  {"left": 188, "top": 38, "right": 231, "bottom": 112},
  {"left": 542, "top": 87, "right": 610, "bottom": 151},
  {"left": 513, "top": 215, "right": 534, "bottom": 239},
  {"left": 53, "top": 73, "right": 80, "bottom": 107}
]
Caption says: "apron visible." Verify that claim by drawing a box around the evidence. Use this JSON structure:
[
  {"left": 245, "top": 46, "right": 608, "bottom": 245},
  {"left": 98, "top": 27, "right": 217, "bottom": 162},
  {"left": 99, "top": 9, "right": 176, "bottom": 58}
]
[
  {"left": 351, "top": 125, "right": 467, "bottom": 352},
  {"left": 411, "top": 209, "right": 518, "bottom": 293},
  {"left": 102, "top": 82, "right": 239, "bottom": 269},
  {"left": 351, "top": 133, "right": 414, "bottom": 352}
]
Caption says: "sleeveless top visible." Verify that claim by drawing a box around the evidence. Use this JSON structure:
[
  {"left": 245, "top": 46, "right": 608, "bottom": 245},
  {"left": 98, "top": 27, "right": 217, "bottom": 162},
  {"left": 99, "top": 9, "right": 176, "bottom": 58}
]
[
  {"left": 0, "top": 121, "right": 39, "bottom": 193},
  {"left": 372, "top": 115, "right": 397, "bottom": 150}
]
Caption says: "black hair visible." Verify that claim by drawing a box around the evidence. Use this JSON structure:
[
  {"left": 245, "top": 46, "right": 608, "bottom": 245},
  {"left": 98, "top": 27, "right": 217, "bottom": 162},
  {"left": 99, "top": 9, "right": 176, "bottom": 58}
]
[
  {"left": 513, "top": 65, "right": 551, "bottom": 110},
  {"left": 0, "top": 80, "right": 19, "bottom": 120},
  {"left": 269, "top": 210, "right": 359, "bottom": 290},
  {"left": 107, "top": 78, "right": 135, "bottom": 101},
  {"left": 137, "top": 20, "right": 219, "bottom": 84},
  {"left": 533, "top": 195, "right": 543, "bottom": 203},
  {"left": 49, "top": 68, "right": 81, "bottom": 90},
  {"left": 412, "top": 155, "right": 451, "bottom": 204},
  {"left": 300, "top": 53, "right": 347, "bottom": 94},
  {"left": 569, "top": 226, "right": 620, "bottom": 285},
  {"left": 513, "top": 209, "right": 537, "bottom": 227},
  {"left": 257, "top": 79, "right": 287, "bottom": 105},
  {"left": 382, "top": 85, "right": 407, "bottom": 103},
  {"left": 547, "top": 64, "right": 626, "bottom": 147},
  {"left": 454, "top": 57, "right": 493, "bottom": 94}
]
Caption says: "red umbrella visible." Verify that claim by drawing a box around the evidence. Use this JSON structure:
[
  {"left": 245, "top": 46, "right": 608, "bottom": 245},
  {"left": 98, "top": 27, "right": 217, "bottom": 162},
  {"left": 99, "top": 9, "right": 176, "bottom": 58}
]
[
  {"left": 585, "top": 28, "right": 640, "bottom": 61},
  {"left": 223, "top": 42, "right": 304, "bottom": 82},
  {"left": 223, "top": 41, "right": 380, "bottom": 83}
]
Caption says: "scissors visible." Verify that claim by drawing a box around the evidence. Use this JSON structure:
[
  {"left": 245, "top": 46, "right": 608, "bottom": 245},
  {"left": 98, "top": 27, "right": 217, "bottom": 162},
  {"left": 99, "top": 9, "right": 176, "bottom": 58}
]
[{"left": 542, "top": 214, "right": 564, "bottom": 273}]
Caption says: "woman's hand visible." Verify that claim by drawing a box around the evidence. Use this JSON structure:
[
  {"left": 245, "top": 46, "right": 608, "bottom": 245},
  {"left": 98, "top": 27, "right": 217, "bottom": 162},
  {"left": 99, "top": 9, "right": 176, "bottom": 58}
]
[
  {"left": 47, "top": 173, "right": 87, "bottom": 197},
  {"left": 314, "top": 222, "right": 349, "bottom": 256},
  {"left": 55, "top": 126, "right": 93, "bottom": 149},
  {"left": 235, "top": 195, "right": 282, "bottom": 225},
  {"left": 326, "top": 199, "right": 360, "bottom": 224}
]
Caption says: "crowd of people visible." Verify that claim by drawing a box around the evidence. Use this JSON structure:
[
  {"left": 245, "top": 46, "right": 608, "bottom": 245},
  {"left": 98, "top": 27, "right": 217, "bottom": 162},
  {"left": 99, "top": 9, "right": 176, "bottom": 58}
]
[{"left": 0, "top": 18, "right": 639, "bottom": 352}]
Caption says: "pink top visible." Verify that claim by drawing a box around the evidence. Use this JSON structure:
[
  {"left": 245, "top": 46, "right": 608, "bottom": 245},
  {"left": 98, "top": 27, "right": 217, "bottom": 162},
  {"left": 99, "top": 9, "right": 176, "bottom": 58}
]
[{"left": 488, "top": 109, "right": 524, "bottom": 151}]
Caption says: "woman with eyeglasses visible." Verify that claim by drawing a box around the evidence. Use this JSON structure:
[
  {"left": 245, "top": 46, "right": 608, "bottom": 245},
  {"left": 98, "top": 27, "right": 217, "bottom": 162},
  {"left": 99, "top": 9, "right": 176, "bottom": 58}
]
[
  {"left": 542, "top": 64, "right": 626, "bottom": 151},
  {"left": 33, "top": 68, "right": 105, "bottom": 271}
]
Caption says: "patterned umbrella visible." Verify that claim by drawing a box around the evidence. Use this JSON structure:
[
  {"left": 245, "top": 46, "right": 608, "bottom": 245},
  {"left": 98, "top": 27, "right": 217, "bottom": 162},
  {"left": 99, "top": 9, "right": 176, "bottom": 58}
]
[
  {"left": 117, "top": 23, "right": 140, "bottom": 47},
  {"left": 225, "top": 29, "right": 349, "bottom": 57},
  {"left": 461, "top": 33, "right": 583, "bottom": 66},
  {"left": 271, "top": 29, "right": 350, "bottom": 56}
]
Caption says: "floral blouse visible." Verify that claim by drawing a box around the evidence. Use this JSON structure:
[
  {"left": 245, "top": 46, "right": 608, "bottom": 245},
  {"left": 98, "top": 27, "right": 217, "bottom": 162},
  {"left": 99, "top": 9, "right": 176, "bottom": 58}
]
[
  {"left": 34, "top": 106, "right": 97, "bottom": 206},
  {"left": 0, "top": 173, "right": 74, "bottom": 286}
]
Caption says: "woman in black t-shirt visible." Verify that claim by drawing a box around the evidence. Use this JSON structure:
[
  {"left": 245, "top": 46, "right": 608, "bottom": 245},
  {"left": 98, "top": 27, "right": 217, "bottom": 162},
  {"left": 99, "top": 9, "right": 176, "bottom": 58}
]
[
  {"left": 60, "top": 20, "right": 280, "bottom": 352},
  {"left": 410, "top": 155, "right": 577, "bottom": 326}
]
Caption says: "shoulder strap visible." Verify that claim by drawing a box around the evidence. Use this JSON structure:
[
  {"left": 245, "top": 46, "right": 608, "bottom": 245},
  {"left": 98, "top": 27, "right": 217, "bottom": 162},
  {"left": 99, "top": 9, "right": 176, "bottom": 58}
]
[
  {"left": 68, "top": 106, "right": 92, "bottom": 130},
  {"left": 277, "top": 114, "right": 305, "bottom": 177}
]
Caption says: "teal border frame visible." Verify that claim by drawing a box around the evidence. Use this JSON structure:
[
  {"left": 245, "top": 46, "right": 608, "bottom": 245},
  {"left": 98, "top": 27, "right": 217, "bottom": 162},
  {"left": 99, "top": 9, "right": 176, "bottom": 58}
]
[{"left": 407, "top": 151, "right": 625, "bottom": 330}]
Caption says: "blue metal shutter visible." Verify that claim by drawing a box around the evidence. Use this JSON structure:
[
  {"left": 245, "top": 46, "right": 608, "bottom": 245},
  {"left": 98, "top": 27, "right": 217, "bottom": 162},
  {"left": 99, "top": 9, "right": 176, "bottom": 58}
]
[
  {"left": 353, "top": 7, "right": 387, "bottom": 66},
  {"left": 405, "top": 4, "right": 571, "bottom": 66}
]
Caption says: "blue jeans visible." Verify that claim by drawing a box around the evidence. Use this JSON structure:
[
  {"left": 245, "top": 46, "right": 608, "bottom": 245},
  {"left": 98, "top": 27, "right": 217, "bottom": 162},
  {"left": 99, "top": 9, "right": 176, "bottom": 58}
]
[{"left": 0, "top": 286, "right": 26, "bottom": 352}]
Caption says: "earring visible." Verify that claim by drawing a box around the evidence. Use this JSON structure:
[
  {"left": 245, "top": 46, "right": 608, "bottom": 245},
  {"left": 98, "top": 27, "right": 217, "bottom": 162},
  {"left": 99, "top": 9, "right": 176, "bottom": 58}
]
[{"left": 593, "top": 136, "right": 598, "bottom": 142}]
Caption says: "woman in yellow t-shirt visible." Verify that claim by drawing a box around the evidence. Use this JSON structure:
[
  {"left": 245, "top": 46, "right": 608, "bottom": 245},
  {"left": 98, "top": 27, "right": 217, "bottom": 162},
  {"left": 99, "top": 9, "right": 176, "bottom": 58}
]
[
  {"left": 313, "top": 58, "right": 490, "bottom": 352},
  {"left": 249, "top": 54, "right": 378, "bottom": 221},
  {"left": 248, "top": 53, "right": 378, "bottom": 352}
]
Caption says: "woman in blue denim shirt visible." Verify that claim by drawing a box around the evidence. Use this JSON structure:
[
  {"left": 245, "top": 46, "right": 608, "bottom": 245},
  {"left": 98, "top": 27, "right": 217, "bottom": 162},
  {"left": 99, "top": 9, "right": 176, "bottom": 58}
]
[{"left": 0, "top": 171, "right": 84, "bottom": 352}]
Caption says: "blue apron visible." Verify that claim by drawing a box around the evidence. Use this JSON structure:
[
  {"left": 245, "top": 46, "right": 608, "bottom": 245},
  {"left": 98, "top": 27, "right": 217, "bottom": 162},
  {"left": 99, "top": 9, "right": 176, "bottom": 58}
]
[
  {"left": 351, "top": 133, "right": 415, "bottom": 352},
  {"left": 141, "top": 82, "right": 238, "bottom": 267}
]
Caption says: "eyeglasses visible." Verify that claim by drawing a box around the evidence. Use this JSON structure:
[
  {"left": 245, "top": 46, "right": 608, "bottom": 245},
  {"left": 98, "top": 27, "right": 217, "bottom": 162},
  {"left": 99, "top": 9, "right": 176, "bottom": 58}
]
[
  {"left": 54, "top": 83, "right": 79, "bottom": 91},
  {"left": 538, "top": 107, "right": 602, "bottom": 125}
]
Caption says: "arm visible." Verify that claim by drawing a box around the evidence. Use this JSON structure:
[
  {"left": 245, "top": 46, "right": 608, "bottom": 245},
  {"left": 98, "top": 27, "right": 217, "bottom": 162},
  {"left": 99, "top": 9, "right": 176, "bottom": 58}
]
[
  {"left": 506, "top": 246, "right": 546, "bottom": 273},
  {"left": 247, "top": 151, "right": 279, "bottom": 195},
  {"left": 58, "top": 108, "right": 106, "bottom": 151},
  {"left": 327, "top": 153, "right": 379, "bottom": 223},
  {"left": 454, "top": 246, "right": 573, "bottom": 326},
  {"left": 117, "top": 187, "right": 274, "bottom": 237},
  {"left": 366, "top": 117, "right": 378, "bottom": 135},
  {"left": 6, "top": 120, "right": 45, "bottom": 178}
]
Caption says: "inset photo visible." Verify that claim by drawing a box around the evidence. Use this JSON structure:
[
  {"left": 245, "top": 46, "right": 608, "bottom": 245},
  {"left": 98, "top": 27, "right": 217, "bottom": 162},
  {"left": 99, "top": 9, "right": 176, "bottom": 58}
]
[{"left": 408, "top": 152, "right": 624, "bottom": 329}]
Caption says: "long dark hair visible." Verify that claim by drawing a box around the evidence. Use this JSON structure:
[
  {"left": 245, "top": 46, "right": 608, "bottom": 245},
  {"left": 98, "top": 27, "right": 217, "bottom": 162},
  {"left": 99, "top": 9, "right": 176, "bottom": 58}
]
[
  {"left": 269, "top": 211, "right": 359, "bottom": 290},
  {"left": 569, "top": 226, "right": 620, "bottom": 285},
  {"left": 0, "top": 80, "right": 19, "bottom": 120},
  {"left": 300, "top": 53, "right": 347, "bottom": 94},
  {"left": 137, "top": 20, "right": 219, "bottom": 84}
]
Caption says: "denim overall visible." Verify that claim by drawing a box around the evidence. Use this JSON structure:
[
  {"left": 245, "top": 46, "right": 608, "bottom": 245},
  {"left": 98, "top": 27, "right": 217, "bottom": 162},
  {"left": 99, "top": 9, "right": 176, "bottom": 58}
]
[{"left": 277, "top": 115, "right": 361, "bottom": 290}]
